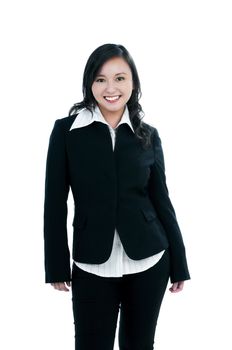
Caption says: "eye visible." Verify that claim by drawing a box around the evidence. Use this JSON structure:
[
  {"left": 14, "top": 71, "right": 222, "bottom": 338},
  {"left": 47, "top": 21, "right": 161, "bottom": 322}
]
[
  {"left": 95, "top": 78, "right": 105, "bottom": 83},
  {"left": 116, "top": 76, "right": 125, "bottom": 81}
]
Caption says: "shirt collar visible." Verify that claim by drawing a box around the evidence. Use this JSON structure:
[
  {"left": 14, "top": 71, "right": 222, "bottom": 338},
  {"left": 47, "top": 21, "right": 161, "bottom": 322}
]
[{"left": 69, "top": 104, "right": 135, "bottom": 133}]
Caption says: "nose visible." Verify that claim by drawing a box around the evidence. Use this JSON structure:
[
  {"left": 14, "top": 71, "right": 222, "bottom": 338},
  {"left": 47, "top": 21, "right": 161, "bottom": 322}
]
[{"left": 105, "top": 80, "right": 117, "bottom": 94}]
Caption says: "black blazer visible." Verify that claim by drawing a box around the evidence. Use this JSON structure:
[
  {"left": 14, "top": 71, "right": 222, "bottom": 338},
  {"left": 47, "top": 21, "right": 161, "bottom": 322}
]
[{"left": 43, "top": 114, "right": 191, "bottom": 284}]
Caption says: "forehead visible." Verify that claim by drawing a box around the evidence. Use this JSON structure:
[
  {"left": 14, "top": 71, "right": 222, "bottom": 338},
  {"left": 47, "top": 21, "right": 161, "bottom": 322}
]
[{"left": 97, "top": 57, "right": 132, "bottom": 76}]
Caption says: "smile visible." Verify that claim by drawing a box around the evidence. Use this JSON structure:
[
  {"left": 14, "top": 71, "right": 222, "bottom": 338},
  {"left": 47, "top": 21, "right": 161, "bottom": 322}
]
[{"left": 104, "top": 95, "right": 121, "bottom": 102}]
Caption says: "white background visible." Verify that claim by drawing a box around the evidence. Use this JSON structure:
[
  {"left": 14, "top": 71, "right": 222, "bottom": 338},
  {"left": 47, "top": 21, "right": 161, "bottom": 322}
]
[{"left": 1, "top": 1, "right": 231, "bottom": 349}]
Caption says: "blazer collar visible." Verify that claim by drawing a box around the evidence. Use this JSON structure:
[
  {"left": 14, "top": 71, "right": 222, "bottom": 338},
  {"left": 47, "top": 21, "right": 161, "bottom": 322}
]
[{"left": 69, "top": 104, "right": 135, "bottom": 133}]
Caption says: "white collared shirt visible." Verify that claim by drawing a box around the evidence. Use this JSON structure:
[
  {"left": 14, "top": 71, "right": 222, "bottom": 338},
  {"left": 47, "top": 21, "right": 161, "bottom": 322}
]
[{"left": 70, "top": 105, "right": 165, "bottom": 277}]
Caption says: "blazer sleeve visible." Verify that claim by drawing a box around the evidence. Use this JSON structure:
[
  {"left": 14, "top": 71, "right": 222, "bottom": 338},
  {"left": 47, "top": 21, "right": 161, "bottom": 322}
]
[
  {"left": 148, "top": 128, "right": 191, "bottom": 283},
  {"left": 43, "top": 119, "right": 71, "bottom": 283}
]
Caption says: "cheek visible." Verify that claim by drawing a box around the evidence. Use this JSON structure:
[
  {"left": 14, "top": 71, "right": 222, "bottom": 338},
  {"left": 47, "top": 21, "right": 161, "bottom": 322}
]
[
  {"left": 92, "top": 84, "right": 105, "bottom": 98},
  {"left": 124, "top": 82, "right": 133, "bottom": 96},
  {"left": 91, "top": 85, "right": 99, "bottom": 98}
]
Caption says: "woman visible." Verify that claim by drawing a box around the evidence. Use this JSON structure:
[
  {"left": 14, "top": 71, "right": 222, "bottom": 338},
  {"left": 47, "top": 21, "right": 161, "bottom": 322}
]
[{"left": 43, "top": 43, "right": 191, "bottom": 350}]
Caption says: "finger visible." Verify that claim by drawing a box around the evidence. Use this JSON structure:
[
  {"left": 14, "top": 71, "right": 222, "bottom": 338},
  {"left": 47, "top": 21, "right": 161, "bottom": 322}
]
[
  {"left": 51, "top": 283, "right": 64, "bottom": 291},
  {"left": 178, "top": 281, "right": 184, "bottom": 290},
  {"left": 54, "top": 283, "right": 62, "bottom": 290},
  {"left": 169, "top": 281, "right": 184, "bottom": 293},
  {"left": 58, "top": 283, "right": 64, "bottom": 291},
  {"left": 63, "top": 282, "right": 70, "bottom": 291},
  {"left": 58, "top": 283, "right": 67, "bottom": 291},
  {"left": 51, "top": 282, "right": 70, "bottom": 291},
  {"left": 169, "top": 282, "right": 178, "bottom": 292},
  {"left": 59, "top": 282, "right": 70, "bottom": 291},
  {"left": 169, "top": 283, "right": 179, "bottom": 292}
]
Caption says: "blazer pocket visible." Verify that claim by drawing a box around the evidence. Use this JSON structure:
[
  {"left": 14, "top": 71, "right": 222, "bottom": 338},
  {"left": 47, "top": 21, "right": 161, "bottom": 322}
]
[{"left": 140, "top": 207, "right": 157, "bottom": 221}]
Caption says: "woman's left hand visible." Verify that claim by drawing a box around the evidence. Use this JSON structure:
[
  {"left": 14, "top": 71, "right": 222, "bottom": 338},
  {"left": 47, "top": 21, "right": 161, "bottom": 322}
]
[{"left": 169, "top": 281, "right": 184, "bottom": 293}]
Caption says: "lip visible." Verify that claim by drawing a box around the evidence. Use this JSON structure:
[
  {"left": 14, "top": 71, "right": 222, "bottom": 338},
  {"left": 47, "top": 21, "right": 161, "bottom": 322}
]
[{"left": 104, "top": 95, "right": 121, "bottom": 103}]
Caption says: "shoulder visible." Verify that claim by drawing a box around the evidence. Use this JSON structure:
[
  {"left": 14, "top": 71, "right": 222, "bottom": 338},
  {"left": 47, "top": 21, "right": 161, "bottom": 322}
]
[
  {"left": 140, "top": 120, "right": 160, "bottom": 139},
  {"left": 139, "top": 121, "right": 163, "bottom": 153},
  {"left": 52, "top": 114, "right": 78, "bottom": 132}
]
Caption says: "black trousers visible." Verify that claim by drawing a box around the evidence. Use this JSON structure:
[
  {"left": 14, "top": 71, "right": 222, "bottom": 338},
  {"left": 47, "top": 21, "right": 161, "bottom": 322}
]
[{"left": 71, "top": 248, "right": 170, "bottom": 350}]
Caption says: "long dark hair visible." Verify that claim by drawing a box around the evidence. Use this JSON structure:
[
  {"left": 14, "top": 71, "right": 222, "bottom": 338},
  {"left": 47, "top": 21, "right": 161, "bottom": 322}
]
[{"left": 68, "top": 43, "right": 153, "bottom": 149}]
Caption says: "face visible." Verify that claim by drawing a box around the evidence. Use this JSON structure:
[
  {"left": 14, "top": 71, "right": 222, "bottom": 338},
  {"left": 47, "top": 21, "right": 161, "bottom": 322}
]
[{"left": 91, "top": 56, "right": 134, "bottom": 117}]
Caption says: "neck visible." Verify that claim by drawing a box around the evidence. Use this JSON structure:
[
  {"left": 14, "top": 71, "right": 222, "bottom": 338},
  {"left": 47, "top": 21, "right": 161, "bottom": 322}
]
[{"left": 98, "top": 106, "right": 125, "bottom": 129}]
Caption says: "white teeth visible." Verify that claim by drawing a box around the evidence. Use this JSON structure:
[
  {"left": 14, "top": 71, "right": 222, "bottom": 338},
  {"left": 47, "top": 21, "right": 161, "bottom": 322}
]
[{"left": 105, "top": 96, "right": 120, "bottom": 101}]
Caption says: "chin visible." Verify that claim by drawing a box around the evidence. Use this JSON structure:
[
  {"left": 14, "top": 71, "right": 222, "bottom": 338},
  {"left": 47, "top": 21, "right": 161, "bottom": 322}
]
[
  {"left": 101, "top": 101, "right": 126, "bottom": 111},
  {"left": 105, "top": 106, "right": 124, "bottom": 113}
]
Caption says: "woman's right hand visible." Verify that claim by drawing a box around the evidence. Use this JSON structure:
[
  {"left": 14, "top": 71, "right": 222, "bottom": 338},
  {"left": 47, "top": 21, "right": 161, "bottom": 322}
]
[{"left": 51, "top": 281, "right": 71, "bottom": 292}]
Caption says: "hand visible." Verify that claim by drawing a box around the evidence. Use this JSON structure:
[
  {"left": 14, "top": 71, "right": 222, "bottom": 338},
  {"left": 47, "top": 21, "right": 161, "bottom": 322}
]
[
  {"left": 169, "top": 281, "right": 184, "bottom": 293},
  {"left": 51, "top": 281, "right": 71, "bottom": 292}
]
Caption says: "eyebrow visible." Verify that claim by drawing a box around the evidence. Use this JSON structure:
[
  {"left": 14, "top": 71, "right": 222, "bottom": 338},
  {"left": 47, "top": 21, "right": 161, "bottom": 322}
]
[{"left": 96, "top": 72, "right": 127, "bottom": 77}]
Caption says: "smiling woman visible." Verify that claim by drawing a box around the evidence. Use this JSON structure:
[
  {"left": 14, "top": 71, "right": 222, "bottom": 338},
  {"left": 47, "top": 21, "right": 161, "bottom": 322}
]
[
  {"left": 68, "top": 43, "right": 153, "bottom": 149},
  {"left": 43, "top": 43, "right": 191, "bottom": 350},
  {"left": 91, "top": 57, "right": 134, "bottom": 128}
]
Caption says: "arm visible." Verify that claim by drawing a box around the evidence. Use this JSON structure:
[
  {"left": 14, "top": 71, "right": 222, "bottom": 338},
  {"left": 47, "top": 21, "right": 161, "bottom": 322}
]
[
  {"left": 148, "top": 128, "right": 191, "bottom": 284},
  {"left": 43, "top": 119, "right": 71, "bottom": 283}
]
